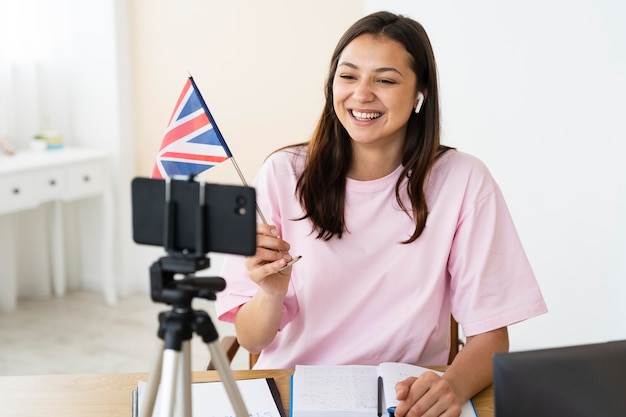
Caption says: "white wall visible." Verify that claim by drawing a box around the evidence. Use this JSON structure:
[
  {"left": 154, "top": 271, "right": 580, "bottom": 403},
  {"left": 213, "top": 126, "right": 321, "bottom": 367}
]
[
  {"left": 130, "top": 0, "right": 365, "bottom": 184},
  {"left": 366, "top": 0, "right": 626, "bottom": 350}
]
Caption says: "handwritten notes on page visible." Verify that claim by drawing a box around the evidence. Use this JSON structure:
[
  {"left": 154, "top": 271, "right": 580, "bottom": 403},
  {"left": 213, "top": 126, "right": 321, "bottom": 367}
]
[
  {"left": 135, "top": 377, "right": 285, "bottom": 417},
  {"left": 291, "top": 365, "right": 379, "bottom": 417}
]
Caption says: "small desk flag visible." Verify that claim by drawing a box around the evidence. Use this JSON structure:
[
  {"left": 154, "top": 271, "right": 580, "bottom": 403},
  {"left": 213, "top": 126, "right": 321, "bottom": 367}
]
[
  {"left": 151, "top": 76, "right": 232, "bottom": 179},
  {"left": 149, "top": 76, "right": 302, "bottom": 267}
]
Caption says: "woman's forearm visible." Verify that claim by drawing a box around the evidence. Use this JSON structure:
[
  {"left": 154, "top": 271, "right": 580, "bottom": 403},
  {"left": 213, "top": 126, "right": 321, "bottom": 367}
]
[
  {"left": 234, "top": 290, "right": 285, "bottom": 354},
  {"left": 443, "top": 327, "right": 510, "bottom": 403}
]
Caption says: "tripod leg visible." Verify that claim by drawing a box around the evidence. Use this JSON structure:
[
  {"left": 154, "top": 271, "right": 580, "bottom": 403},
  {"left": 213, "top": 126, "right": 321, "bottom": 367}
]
[
  {"left": 159, "top": 349, "right": 180, "bottom": 417},
  {"left": 140, "top": 339, "right": 165, "bottom": 417},
  {"left": 176, "top": 341, "right": 192, "bottom": 417},
  {"left": 208, "top": 340, "right": 250, "bottom": 417}
]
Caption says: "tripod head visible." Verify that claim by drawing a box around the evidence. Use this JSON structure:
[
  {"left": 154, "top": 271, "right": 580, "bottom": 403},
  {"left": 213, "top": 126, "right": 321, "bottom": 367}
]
[
  {"left": 131, "top": 176, "right": 257, "bottom": 307},
  {"left": 148, "top": 255, "right": 224, "bottom": 306}
]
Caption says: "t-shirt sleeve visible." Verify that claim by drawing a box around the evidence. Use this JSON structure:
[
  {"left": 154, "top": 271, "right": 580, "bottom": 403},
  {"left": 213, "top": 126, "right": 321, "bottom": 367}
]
[
  {"left": 448, "top": 161, "right": 547, "bottom": 336},
  {"left": 214, "top": 253, "right": 256, "bottom": 323}
]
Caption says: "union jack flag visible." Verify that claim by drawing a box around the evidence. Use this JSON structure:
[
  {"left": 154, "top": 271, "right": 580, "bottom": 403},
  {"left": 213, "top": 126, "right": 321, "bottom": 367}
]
[{"left": 151, "top": 76, "right": 232, "bottom": 179}]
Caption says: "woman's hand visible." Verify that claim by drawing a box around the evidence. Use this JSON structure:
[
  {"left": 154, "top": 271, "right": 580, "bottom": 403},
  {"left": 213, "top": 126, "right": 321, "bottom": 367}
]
[
  {"left": 235, "top": 223, "right": 296, "bottom": 353},
  {"left": 393, "top": 327, "right": 509, "bottom": 416},
  {"left": 393, "top": 372, "right": 462, "bottom": 417},
  {"left": 245, "top": 223, "right": 295, "bottom": 297}
]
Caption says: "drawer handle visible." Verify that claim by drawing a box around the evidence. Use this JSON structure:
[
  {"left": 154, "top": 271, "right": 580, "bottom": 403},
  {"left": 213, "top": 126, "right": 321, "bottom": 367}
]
[
  {"left": 49, "top": 179, "right": 57, "bottom": 186},
  {"left": 83, "top": 175, "right": 91, "bottom": 183},
  {"left": 12, "top": 187, "right": 20, "bottom": 195}
]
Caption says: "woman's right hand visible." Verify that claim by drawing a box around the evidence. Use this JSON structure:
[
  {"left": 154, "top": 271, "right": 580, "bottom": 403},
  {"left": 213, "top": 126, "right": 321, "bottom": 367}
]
[{"left": 245, "top": 223, "right": 295, "bottom": 297}]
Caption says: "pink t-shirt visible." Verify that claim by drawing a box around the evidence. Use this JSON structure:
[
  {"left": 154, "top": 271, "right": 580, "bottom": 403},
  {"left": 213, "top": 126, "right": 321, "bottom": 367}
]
[{"left": 216, "top": 146, "right": 547, "bottom": 368}]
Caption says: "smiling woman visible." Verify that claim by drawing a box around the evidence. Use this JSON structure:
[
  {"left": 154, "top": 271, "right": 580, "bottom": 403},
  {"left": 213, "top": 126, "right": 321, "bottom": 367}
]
[{"left": 215, "top": 10, "right": 547, "bottom": 417}]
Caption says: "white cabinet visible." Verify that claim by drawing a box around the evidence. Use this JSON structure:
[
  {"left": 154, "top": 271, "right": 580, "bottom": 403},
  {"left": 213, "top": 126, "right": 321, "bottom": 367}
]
[
  {"left": 0, "top": 173, "right": 37, "bottom": 214},
  {"left": 0, "top": 148, "right": 116, "bottom": 312}
]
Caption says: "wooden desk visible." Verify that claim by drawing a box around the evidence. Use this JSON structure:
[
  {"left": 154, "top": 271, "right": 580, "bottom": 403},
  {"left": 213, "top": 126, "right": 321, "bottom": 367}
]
[{"left": 0, "top": 370, "right": 494, "bottom": 417}]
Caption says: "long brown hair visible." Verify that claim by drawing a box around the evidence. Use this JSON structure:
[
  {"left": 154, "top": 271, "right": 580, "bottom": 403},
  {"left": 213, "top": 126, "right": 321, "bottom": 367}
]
[{"left": 295, "top": 11, "right": 449, "bottom": 243}]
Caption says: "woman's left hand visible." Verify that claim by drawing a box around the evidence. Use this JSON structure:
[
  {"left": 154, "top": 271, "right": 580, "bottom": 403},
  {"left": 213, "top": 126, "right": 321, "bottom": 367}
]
[
  {"left": 392, "top": 371, "right": 462, "bottom": 417},
  {"left": 392, "top": 327, "right": 509, "bottom": 416}
]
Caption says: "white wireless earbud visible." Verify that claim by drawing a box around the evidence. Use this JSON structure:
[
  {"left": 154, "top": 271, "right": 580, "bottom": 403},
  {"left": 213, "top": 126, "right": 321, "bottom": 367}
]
[{"left": 414, "top": 92, "right": 425, "bottom": 114}]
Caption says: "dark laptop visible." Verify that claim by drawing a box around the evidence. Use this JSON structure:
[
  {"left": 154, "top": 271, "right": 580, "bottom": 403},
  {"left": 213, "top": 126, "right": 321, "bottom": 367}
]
[{"left": 493, "top": 340, "right": 626, "bottom": 417}]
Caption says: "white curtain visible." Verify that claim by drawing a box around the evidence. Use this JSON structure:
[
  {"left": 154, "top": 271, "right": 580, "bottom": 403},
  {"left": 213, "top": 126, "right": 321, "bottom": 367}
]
[
  {"left": 0, "top": 0, "right": 72, "bottom": 151},
  {"left": 0, "top": 0, "right": 131, "bottom": 303}
]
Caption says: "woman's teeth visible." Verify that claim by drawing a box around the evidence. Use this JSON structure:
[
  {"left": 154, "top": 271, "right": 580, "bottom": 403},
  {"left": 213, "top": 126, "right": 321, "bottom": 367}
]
[{"left": 352, "top": 110, "right": 381, "bottom": 121}]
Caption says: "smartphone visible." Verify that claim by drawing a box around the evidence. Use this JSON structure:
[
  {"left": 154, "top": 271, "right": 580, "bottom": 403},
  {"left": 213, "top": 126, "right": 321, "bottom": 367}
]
[{"left": 131, "top": 177, "right": 256, "bottom": 256}]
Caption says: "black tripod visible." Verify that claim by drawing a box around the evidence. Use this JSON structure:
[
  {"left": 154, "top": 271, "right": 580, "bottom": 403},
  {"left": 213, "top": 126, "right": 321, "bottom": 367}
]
[{"left": 139, "top": 256, "right": 249, "bottom": 417}]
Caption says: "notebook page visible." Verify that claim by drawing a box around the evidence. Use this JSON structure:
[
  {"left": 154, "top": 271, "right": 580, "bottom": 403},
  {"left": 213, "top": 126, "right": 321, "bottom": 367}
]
[{"left": 292, "top": 365, "right": 378, "bottom": 417}]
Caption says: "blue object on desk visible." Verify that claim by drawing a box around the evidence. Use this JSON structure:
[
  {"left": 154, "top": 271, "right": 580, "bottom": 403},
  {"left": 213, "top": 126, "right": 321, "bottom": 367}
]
[{"left": 387, "top": 406, "right": 396, "bottom": 416}]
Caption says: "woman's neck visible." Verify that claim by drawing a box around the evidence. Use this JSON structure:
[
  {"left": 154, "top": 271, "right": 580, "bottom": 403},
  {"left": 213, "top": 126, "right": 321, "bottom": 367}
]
[{"left": 348, "top": 143, "right": 403, "bottom": 181}]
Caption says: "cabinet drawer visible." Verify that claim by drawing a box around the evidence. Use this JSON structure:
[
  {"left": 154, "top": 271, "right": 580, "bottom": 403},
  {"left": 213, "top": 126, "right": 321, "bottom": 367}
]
[
  {"left": 65, "top": 162, "right": 105, "bottom": 200},
  {"left": 35, "top": 168, "right": 67, "bottom": 202},
  {"left": 0, "top": 174, "right": 37, "bottom": 215}
]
